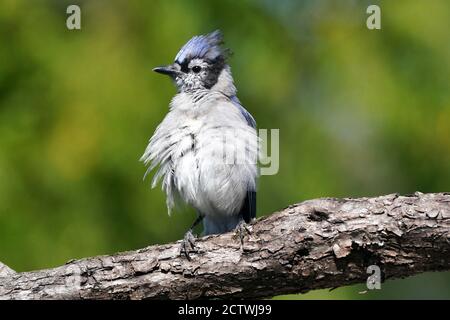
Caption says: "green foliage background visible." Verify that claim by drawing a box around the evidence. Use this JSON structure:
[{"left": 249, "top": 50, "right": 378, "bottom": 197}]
[{"left": 0, "top": 0, "right": 449, "bottom": 298}]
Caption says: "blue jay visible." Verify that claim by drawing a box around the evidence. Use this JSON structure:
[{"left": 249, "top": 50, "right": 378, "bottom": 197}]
[{"left": 141, "top": 30, "right": 258, "bottom": 258}]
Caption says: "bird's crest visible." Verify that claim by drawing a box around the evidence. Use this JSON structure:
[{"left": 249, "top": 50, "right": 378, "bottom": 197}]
[{"left": 175, "top": 30, "right": 229, "bottom": 64}]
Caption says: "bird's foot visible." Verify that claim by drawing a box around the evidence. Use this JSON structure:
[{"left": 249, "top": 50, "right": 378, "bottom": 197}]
[
  {"left": 180, "top": 229, "right": 197, "bottom": 261},
  {"left": 235, "top": 220, "right": 252, "bottom": 250}
]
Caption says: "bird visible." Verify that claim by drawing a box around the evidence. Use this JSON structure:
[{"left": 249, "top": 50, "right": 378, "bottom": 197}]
[{"left": 141, "top": 30, "right": 259, "bottom": 259}]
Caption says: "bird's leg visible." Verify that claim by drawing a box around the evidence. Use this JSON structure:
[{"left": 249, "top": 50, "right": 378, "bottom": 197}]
[
  {"left": 180, "top": 230, "right": 196, "bottom": 261},
  {"left": 180, "top": 215, "right": 204, "bottom": 260},
  {"left": 235, "top": 219, "right": 252, "bottom": 250}
]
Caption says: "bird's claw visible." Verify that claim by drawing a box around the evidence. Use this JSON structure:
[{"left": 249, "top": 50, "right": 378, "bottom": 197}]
[
  {"left": 180, "top": 230, "right": 197, "bottom": 260},
  {"left": 235, "top": 220, "right": 252, "bottom": 250}
]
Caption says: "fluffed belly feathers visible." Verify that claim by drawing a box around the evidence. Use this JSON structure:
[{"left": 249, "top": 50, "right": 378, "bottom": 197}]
[
  {"left": 141, "top": 93, "right": 259, "bottom": 219},
  {"left": 174, "top": 125, "right": 257, "bottom": 217}
]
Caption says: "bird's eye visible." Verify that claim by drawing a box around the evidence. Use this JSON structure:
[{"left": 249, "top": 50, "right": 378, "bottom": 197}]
[{"left": 192, "top": 66, "right": 201, "bottom": 73}]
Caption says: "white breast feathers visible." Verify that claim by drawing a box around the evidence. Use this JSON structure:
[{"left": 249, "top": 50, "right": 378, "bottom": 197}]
[{"left": 141, "top": 92, "right": 259, "bottom": 218}]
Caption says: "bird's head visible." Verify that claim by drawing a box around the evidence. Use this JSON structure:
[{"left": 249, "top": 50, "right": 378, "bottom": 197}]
[{"left": 153, "top": 30, "right": 232, "bottom": 93}]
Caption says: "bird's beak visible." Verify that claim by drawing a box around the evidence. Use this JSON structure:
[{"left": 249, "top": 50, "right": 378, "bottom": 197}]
[{"left": 153, "top": 64, "right": 178, "bottom": 76}]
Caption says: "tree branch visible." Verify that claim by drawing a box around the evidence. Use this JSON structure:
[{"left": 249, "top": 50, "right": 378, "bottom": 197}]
[
  {"left": 1, "top": 192, "right": 449, "bottom": 300},
  {"left": 0, "top": 262, "right": 16, "bottom": 278}
]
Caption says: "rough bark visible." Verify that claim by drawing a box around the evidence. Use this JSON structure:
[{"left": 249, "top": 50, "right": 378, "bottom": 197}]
[
  {"left": 0, "top": 192, "right": 449, "bottom": 300},
  {"left": 0, "top": 262, "right": 16, "bottom": 277}
]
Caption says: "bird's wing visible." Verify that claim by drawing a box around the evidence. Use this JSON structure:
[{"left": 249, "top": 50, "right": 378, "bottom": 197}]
[
  {"left": 240, "top": 190, "right": 256, "bottom": 222},
  {"left": 230, "top": 95, "right": 257, "bottom": 221},
  {"left": 230, "top": 95, "right": 256, "bottom": 129}
]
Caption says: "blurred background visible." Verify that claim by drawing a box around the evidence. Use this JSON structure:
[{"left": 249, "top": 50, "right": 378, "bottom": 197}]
[{"left": 0, "top": 0, "right": 449, "bottom": 299}]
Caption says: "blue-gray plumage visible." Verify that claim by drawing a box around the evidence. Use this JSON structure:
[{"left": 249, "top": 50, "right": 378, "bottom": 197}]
[{"left": 141, "top": 31, "right": 258, "bottom": 256}]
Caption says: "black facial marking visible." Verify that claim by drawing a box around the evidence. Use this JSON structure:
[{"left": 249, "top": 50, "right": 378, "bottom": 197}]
[
  {"left": 203, "top": 56, "right": 226, "bottom": 89},
  {"left": 176, "top": 60, "right": 189, "bottom": 73}
]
